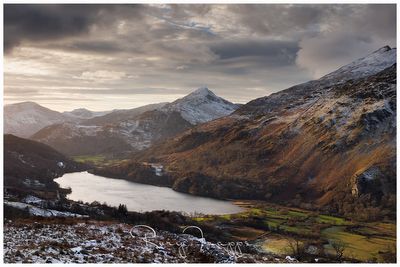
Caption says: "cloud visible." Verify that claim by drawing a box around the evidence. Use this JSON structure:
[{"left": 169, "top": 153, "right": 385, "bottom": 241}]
[
  {"left": 4, "top": 4, "right": 145, "bottom": 53},
  {"left": 296, "top": 33, "right": 374, "bottom": 78},
  {"left": 295, "top": 4, "right": 396, "bottom": 77},
  {"left": 225, "top": 4, "right": 329, "bottom": 36},
  {"left": 4, "top": 4, "right": 397, "bottom": 111},
  {"left": 211, "top": 39, "right": 299, "bottom": 64},
  {"left": 75, "top": 70, "right": 127, "bottom": 81}
]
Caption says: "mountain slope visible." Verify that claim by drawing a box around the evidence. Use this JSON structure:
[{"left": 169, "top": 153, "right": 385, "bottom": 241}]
[
  {"left": 237, "top": 46, "right": 396, "bottom": 117},
  {"left": 63, "top": 108, "right": 111, "bottom": 120},
  {"left": 32, "top": 88, "right": 239, "bottom": 156},
  {"left": 104, "top": 47, "right": 396, "bottom": 219},
  {"left": 4, "top": 102, "right": 68, "bottom": 138},
  {"left": 82, "top": 103, "right": 167, "bottom": 126},
  {"left": 4, "top": 134, "right": 84, "bottom": 194},
  {"left": 31, "top": 123, "right": 132, "bottom": 156}
]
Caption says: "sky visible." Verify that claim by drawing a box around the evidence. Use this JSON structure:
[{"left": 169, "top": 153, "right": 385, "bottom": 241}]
[{"left": 4, "top": 4, "right": 396, "bottom": 111}]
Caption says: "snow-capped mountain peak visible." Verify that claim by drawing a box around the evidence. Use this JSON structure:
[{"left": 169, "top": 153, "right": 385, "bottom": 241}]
[
  {"left": 320, "top": 45, "right": 396, "bottom": 83},
  {"left": 163, "top": 87, "right": 239, "bottom": 125},
  {"left": 4, "top": 102, "right": 66, "bottom": 138},
  {"left": 372, "top": 45, "right": 391, "bottom": 53},
  {"left": 175, "top": 87, "right": 220, "bottom": 103},
  {"left": 187, "top": 86, "right": 215, "bottom": 97}
]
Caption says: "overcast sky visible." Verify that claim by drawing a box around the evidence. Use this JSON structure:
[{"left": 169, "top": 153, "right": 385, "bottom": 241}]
[{"left": 4, "top": 4, "right": 396, "bottom": 111}]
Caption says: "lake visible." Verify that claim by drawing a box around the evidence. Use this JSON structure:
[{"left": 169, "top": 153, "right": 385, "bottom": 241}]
[{"left": 55, "top": 171, "right": 243, "bottom": 215}]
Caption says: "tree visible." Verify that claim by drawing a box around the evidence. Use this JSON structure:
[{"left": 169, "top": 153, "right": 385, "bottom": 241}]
[
  {"left": 117, "top": 204, "right": 128, "bottom": 217},
  {"left": 286, "top": 239, "right": 306, "bottom": 260},
  {"left": 330, "top": 240, "right": 346, "bottom": 261}
]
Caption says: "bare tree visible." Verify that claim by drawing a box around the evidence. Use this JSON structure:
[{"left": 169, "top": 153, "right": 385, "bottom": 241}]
[
  {"left": 330, "top": 240, "right": 346, "bottom": 261},
  {"left": 286, "top": 239, "right": 306, "bottom": 260}
]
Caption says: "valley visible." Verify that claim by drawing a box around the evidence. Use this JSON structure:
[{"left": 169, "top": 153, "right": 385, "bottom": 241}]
[
  {"left": 90, "top": 47, "right": 396, "bottom": 222},
  {"left": 5, "top": 2, "right": 399, "bottom": 264},
  {"left": 3, "top": 46, "right": 397, "bottom": 263},
  {"left": 192, "top": 201, "right": 396, "bottom": 262}
]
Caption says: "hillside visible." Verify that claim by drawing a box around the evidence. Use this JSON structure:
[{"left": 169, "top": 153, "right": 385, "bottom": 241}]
[
  {"left": 4, "top": 102, "right": 68, "bottom": 138},
  {"left": 97, "top": 47, "right": 396, "bottom": 219},
  {"left": 81, "top": 103, "right": 168, "bottom": 125},
  {"left": 4, "top": 134, "right": 85, "bottom": 195},
  {"left": 63, "top": 108, "right": 111, "bottom": 120}
]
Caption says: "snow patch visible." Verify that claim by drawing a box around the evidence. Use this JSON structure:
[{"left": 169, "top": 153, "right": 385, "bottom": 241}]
[{"left": 4, "top": 201, "right": 88, "bottom": 218}]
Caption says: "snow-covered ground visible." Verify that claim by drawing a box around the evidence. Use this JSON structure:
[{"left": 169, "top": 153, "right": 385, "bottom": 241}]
[
  {"left": 4, "top": 201, "right": 88, "bottom": 218},
  {"left": 4, "top": 221, "right": 277, "bottom": 263},
  {"left": 320, "top": 46, "right": 396, "bottom": 85}
]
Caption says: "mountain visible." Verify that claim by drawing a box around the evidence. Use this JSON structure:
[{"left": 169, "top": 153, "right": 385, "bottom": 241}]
[
  {"left": 31, "top": 88, "right": 240, "bottom": 156},
  {"left": 4, "top": 134, "right": 85, "bottom": 195},
  {"left": 31, "top": 123, "right": 132, "bottom": 156},
  {"left": 4, "top": 102, "right": 68, "bottom": 138},
  {"left": 319, "top": 45, "right": 396, "bottom": 83},
  {"left": 160, "top": 87, "right": 239, "bottom": 124},
  {"left": 237, "top": 45, "right": 397, "bottom": 117},
  {"left": 99, "top": 46, "right": 396, "bottom": 219},
  {"left": 82, "top": 103, "right": 168, "bottom": 126},
  {"left": 3, "top": 102, "right": 111, "bottom": 138},
  {"left": 63, "top": 108, "right": 111, "bottom": 120}
]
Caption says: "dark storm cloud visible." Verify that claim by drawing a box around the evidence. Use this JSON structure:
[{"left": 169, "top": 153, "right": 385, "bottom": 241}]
[
  {"left": 4, "top": 4, "right": 145, "bottom": 53},
  {"left": 226, "top": 4, "right": 329, "bottom": 35},
  {"left": 4, "top": 4, "right": 397, "bottom": 111},
  {"left": 167, "top": 4, "right": 212, "bottom": 19},
  {"left": 211, "top": 40, "right": 299, "bottom": 63},
  {"left": 62, "top": 41, "right": 124, "bottom": 54},
  {"left": 351, "top": 4, "right": 396, "bottom": 39},
  {"left": 296, "top": 4, "right": 396, "bottom": 77}
]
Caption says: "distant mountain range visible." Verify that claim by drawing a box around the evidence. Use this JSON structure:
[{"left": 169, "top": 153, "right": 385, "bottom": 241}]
[
  {"left": 62, "top": 108, "right": 111, "bottom": 120},
  {"left": 94, "top": 46, "right": 396, "bottom": 218},
  {"left": 4, "top": 102, "right": 112, "bottom": 138},
  {"left": 6, "top": 87, "right": 239, "bottom": 156}
]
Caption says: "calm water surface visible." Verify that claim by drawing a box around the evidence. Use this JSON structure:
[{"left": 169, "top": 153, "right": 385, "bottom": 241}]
[{"left": 55, "top": 171, "right": 243, "bottom": 215}]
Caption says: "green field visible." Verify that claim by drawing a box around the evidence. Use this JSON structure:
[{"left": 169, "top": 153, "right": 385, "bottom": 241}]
[
  {"left": 322, "top": 225, "right": 396, "bottom": 262},
  {"left": 72, "top": 154, "right": 126, "bottom": 166},
  {"left": 72, "top": 154, "right": 107, "bottom": 164},
  {"left": 193, "top": 201, "right": 396, "bottom": 262}
]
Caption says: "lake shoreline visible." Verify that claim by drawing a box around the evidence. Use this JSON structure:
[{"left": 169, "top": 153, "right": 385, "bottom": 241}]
[{"left": 55, "top": 171, "right": 244, "bottom": 215}]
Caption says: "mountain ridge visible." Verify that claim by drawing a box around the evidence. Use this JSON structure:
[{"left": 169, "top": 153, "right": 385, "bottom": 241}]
[
  {"left": 31, "top": 88, "right": 239, "bottom": 156},
  {"left": 95, "top": 47, "right": 396, "bottom": 219},
  {"left": 235, "top": 45, "right": 396, "bottom": 117},
  {"left": 4, "top": 102, "right": 67, "bottom": 138}
]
